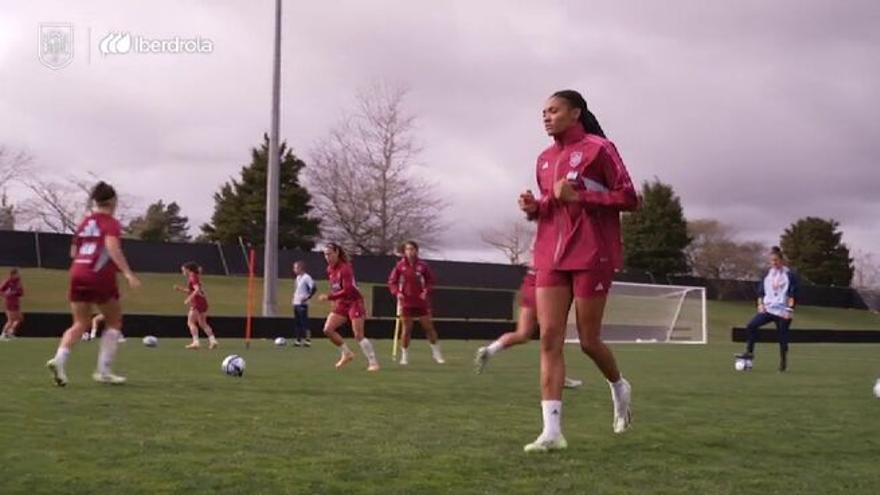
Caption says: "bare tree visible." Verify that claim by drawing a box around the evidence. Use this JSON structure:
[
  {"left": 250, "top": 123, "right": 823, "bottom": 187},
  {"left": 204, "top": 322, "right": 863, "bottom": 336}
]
[
  {"left": 17, "top": 170, "right": 139, "bottom": 233},
  {"left": 853, "top": 249, "right": 880, "bottom": 289},
  {"left": 686, "top": 219, "right": 765, "bottom": 280},
  {"left": 0, "top": 146, "right": 31, "bottom": 190},
  {"left": 481, "top": 220, "right": 535, "bottom": 265},
  {"left": 307, "top": 83, "right": 446, "bottom": 254}
]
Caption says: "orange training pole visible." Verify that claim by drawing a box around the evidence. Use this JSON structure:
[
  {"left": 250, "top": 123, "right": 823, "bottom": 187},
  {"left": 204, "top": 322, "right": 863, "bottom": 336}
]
[{"left": 245, "top": 248, "right": 256, "bottom": 349}]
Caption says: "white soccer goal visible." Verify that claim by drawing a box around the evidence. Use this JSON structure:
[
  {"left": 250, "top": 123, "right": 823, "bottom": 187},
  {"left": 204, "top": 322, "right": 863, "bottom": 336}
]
[{"left": 564, "top": 282, "right": 707, "bottom": 345}]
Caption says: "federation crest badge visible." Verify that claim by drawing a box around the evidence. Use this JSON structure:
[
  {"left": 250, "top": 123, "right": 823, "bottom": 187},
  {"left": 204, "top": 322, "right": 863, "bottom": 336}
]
[
  {"left": 569, "top": 151, "right": 582, "bottom": 168},
  {"left": 39, "top": 23, "right": 74, "bottom": 70}
]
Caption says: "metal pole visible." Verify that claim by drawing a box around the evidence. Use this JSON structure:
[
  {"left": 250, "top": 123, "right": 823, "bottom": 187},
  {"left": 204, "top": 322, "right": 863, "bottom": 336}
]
[{"left": 262, "top": 0, "right": 282, "bottom": 316}]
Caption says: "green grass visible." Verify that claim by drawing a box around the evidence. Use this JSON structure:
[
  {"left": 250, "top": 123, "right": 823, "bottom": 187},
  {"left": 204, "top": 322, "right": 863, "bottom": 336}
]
[
  {"left": 3, "top": 267, "right": 880, "bottom": 494},
  {"left": 1, "top": 339, "right": 879, "bottom": 494},
  {"left": 4, "top": 267, "right": 364, "bottom": 318}
]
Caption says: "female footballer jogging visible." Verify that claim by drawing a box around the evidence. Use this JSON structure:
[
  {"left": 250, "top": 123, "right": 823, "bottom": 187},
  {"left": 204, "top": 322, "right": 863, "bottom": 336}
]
[
  {"left": 319, "top": 243, "right": 380, "bottom": 372},
  {"left": 519, "top": 90, "right": 639, "bottom": 452},
  {"left": 46, "top": 182, "right": 141, "bottom": 386}
]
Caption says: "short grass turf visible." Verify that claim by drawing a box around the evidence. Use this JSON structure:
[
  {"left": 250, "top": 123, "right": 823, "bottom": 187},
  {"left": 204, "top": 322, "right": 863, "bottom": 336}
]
[{"left": 2, "top": 338, "right": 880, "bottom": 495}]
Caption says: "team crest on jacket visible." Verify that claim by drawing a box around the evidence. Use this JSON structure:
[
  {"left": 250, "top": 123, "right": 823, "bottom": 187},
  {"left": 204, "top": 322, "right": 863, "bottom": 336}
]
[
  {"left": 541, "top": 161, "right": 549, "bottom": 170},
  {"left": 569, "top": 151, "right": 583, "bottom": 168}
]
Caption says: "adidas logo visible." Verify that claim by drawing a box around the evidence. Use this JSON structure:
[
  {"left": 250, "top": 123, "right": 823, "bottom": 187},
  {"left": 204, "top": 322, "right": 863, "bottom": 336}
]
[{"left": 595, "top": 283, "right": 605, "bottom": 291}]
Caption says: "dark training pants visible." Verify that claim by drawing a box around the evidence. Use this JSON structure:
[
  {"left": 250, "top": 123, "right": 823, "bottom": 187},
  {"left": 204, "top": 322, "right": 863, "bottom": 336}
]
[
  {"left": 293, "top": 304, "right": 310, "bottom": 340},
  {"left": 745, "top": 312, "right": 791, "bottom": 354}
]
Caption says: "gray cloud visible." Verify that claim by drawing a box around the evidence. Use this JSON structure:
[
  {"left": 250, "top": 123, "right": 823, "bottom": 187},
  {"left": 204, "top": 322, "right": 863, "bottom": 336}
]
[{"left": 1, "top": 0, "right": 877, "bottom": 262}]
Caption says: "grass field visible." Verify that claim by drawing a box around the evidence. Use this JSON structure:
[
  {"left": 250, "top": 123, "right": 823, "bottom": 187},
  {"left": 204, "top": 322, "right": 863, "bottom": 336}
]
[{"left": 2, "top": 268, "right": 880, "bottom": 494}]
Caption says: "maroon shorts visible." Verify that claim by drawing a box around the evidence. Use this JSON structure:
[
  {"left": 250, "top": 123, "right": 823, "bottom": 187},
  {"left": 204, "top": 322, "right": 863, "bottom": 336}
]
[
  {"left": 332, "top": 298, "right": 366, "bottom": 320},
  {"left": 401, "top": 306, "right": 430, "bottom": 318},
  {"left": 69, "top": 276, "right": 119, "bottom": 304},
  {"left": 535, "top": 267, "right": 613, "bottom": 299},
  {"left": 5, "top": 300, "right": 21, "bottom": 312},
  {"left": 190, "top": 298, "right": 209, "bottom": 314},
  {"left": 519, "top": 273, "right": 537, "bottom": 309}
]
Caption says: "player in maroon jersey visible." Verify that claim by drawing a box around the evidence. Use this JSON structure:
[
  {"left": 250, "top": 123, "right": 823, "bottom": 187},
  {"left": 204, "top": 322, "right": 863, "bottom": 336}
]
[
  {"left": 1, "top": 268, "right": 24, "bottom": 339},
  {"left": 387, "top": 241, "right": 445, "bottom": 365},
  {"left": 173, "top": 261, "right": 218, "bottom": 350},
  {"left": 519, "top": 90, "right": 638, "bottom": 452},
  {"left": 45, "top": 182, "right": 141, "bottom": 386},
  {"left": 318, "top": 243, "right": 380, "bottom": 371}
]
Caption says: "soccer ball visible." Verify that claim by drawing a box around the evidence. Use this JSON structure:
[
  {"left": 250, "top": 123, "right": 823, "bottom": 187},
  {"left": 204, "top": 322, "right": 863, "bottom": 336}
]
[
  {"left": 873, "top": 379, "right": 880, "bottom": 399},
  {"left": 734, "top": 358, "right": 753, "bottom": 371},
  {"left": 142, "top": 335, "right": 158, "bottom": 347},
  {"left": 222, "top": 354, "right": 246, "bottom": 377},
  {"left": 274, "top": 337, "right": 287, "bottom": 347}
]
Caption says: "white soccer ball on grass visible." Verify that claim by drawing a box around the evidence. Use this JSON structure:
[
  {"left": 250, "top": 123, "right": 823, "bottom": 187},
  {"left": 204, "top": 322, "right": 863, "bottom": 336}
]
[
  {"left": 222, "top": 354, "right": 246, "bottom": 377},
  {"left": 274, "top": 337, "right": 287, "bottom": 347},
  {"left": 142, "top": 335, "right": 158, "bottom": 347}
]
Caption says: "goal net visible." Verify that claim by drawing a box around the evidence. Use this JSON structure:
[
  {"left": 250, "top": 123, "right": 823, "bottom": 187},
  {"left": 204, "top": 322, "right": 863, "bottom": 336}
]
[{"left": 564, "top": 282, "right": 707, "bottom": 344}]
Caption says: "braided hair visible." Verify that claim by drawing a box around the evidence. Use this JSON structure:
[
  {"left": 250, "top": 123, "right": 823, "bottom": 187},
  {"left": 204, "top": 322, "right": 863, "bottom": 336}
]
[{"left": 551, "top": 90, "right": 606, "bottom": 138}]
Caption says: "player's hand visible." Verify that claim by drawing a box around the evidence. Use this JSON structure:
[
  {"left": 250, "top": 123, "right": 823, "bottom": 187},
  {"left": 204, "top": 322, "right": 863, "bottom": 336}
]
[
  {"left": 420, "top": 290, "right": 427, "bottom": 300},
  {"left": 518, "top": 190, "right": 538, "bottom": 213},
  {"left": 318, "top": 293, "right": 329, "bottom": 302},
  {"left": 125, "top": 273, "right": 142, "bottom": 290},
  {"left": 782, "top": 310, "right": 792, "bottom": 320},
  {"left": 554, "top": 179, "right": 578, "bottom": 202}
]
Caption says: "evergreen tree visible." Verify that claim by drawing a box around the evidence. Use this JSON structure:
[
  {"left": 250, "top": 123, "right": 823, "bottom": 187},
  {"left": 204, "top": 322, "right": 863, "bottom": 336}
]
[
  {"left": 622, "top": 179, "right": 691, "bottom": 277},
  {"left": 780, "top": 217, "right": 853, "bottom": 286},
  {"left": 128, "top": 200, "right": 190, "bottom": 242},
  {"left": 201, "top": 135, "right": 320, "bottom": 250}
]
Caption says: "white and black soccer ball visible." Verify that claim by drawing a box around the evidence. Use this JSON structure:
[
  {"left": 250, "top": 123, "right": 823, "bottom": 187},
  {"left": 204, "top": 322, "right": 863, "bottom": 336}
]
[
  {"left": 873, "top": 378, "right": 880, "bottom": 399},
  {"left": 142, "top": 335, "right": 158, "bottom": 348},
  {"left": 222, "top": 354, "right": 246, "bottom": 377},
  {"left": 274, "top": 337, "right": 287, "bottom": 347},
  {"left": 734, "top": 358, "right": 753, "bottom": 372}
]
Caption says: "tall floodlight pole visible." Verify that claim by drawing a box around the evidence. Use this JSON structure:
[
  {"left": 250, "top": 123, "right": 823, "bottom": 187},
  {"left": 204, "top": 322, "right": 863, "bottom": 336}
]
[{"left": 262, "top": 0, "right": 282, "bottom": 316}]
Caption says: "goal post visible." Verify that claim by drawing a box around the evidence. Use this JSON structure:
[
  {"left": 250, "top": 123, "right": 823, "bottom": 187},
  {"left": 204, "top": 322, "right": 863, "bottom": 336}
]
[{"left": 564, "top": 281, "right": 707, "bottom": 345}]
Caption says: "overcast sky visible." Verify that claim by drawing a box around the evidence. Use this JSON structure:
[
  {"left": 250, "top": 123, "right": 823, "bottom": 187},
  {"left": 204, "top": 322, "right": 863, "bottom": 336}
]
[{"left": 1, "top": 0, "right": 878, "bottom": 263}]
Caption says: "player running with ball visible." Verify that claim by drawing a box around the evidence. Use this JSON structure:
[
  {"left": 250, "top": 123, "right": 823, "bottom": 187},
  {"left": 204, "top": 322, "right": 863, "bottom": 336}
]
[
  {"left": 518, "top": 90, "right": 639, "bottom": 452},
  {"left": 319, "top": 243, "right": 380, "bottom": 372},
  {"left": 46, "top": 182, "right": 141, "bottom": 386}
]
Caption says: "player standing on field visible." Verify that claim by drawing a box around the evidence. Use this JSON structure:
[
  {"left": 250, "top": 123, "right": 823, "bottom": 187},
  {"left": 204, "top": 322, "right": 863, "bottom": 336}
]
[
  {"left": 518, "top": 90, "right": 639, "bottom": 452},
  {"left": 319, "top": 243, "right": 380, "bottom": 371},
  {"left": 174, "top": 262, "right": 218, "bottom": 350},
  {"left": 736, "top": 246, "right": 799, "bottom": 371},
  {"left": 292, "top": 261, "right": 317, "bottom": 347},
  {"left": 387, "top": 241, "right": 445, "bottom": 365},
  {"left": 46, "top": 181, "right": 141, "bottom": 386},
  {"left": 1, "top": 268, "right": 24, "bottom": 339}
]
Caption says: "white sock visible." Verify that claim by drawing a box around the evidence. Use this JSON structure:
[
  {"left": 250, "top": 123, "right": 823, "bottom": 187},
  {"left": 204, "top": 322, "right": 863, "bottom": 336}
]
[
  {"left": 401, "top": 347, "right": 409, "bottom": 360},
  {"left": 340, "top": 343, "right": 352, "bottom": 355},
  {"left": 609, "top": 377, "right": 627, "bottom": 397},
  {"left": 358, "top": 338, "right": 377, "bottom": 365},
  {"left": 486, "top": 340, "right": 504, "bottom": 356},
  {"left": 53, "top": 347, "right": 71, "bottom": 368},
  {"left": 208, "top": 335, "right": 217, "bottom": 343},
  {"left": 430, "top": 343, "right": 443, "bottom": 356},
  {"left": 541, "top": 400, "right": 562, "bottom": 439},
  {"left": 98, "top": 329, "right": 121, "bottom": 374},
  {"left": 90, "top": 328, "right": 97, "bottom": 339}
]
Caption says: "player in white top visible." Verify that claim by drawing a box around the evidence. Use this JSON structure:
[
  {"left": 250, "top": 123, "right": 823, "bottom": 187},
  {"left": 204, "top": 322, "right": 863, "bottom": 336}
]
[
  {"left": 292, "top": 261, "right": 317, "bottom": 347},
  {"left": 736, "top": 246, "right": 800, "bottom": 372}
]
